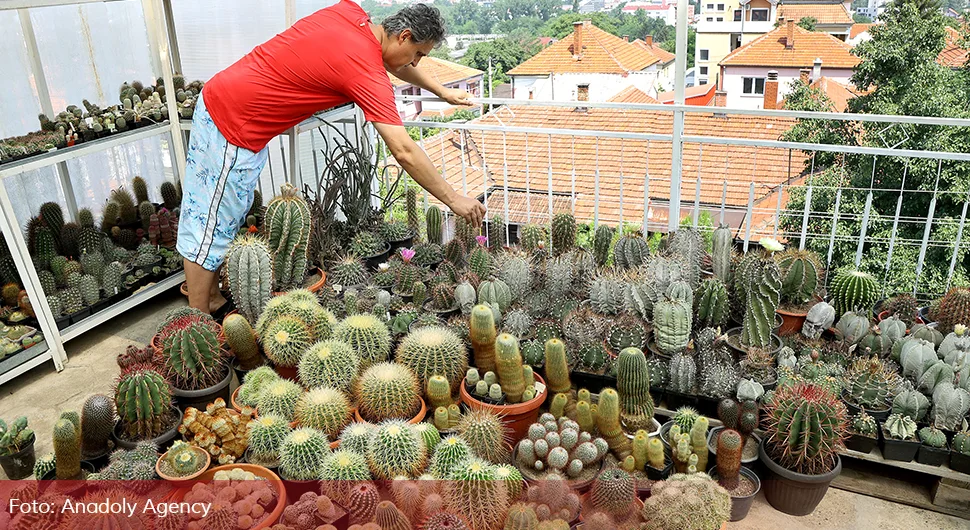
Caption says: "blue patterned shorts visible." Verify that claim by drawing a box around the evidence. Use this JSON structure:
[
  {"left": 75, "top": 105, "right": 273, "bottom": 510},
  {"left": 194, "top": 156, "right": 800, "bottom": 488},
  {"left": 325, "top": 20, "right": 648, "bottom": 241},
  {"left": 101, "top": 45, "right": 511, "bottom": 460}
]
[{"left": 177, "top": 92, "right": 268, "bottom": 271}]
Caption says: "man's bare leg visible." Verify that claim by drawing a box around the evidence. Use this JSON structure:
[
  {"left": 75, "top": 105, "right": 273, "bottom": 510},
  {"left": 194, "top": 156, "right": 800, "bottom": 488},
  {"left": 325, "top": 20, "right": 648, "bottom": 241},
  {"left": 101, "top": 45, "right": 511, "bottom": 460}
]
[{"left": 185, "top": 259, "right": 227, "bottom": 314}]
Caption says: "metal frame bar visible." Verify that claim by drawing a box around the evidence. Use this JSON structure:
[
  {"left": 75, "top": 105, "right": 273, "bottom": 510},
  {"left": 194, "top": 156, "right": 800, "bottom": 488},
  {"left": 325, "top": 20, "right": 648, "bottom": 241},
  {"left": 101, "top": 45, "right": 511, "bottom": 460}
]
[
  {"left": 61, "top": 272, "right": 184, "bottom": 342},
  {"left": 0, "top": 344, "right": 53, "bottom": 387}
]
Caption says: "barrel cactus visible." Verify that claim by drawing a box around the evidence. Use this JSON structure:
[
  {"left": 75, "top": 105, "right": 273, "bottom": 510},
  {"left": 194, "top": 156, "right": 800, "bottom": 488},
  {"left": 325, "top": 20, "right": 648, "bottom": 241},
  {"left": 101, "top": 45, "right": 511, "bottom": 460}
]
[
  {"left": 298, "top": 339, "right": 360, "bottom": 392},
  {"left": 892, "top": 387, "right": 930, "bottom": 421},
  {"left": 642, "top": 473, "right": 730, "bottom": 530},
  {"left": 762, "top": 383, "right": 847, "bottom": 474},
  {"left": 396, "top": 326, "right": 468, "bottom": 392},
  {"left": 262, "top": 314, "right": 313, "bottom": 368},
  {"left": 246, "top": 414, "right": 291, "bottom": 466},
  {"left": 293, "top": 386, "right": 352, "bottom": 439},
  {"left": 115, "top": 365, "right": 174, "bottom": 441},
  {"left": 278, "top": 427, "right": 330, "bottom": 480},
  {"left": 354, "top": 362, "right": 422, "bottom": 423},
  {"left": 614, "top": 235, "right": 649, "bottom": 270},
  {"left": 225, "top": 233, "right": 272, "bottom": 322},
  {"left": 368, "top": 419, "right": 428, "bottom": 479},
  {"left": 936, "top": 286, "right": 970, "bottom": 334},
  {"left": 654, "top": 298, "right": 691, "bottom": 355},
  {"left": 264, "top": 183, "right": 311, "bottom": 291},
  {"left": 156, "top": 311, "right": 227, "bottom": 390},
  {"left": 335, "top": 314, "right": 392, "bottom": 367},
  {"left": 257, "top": 379, "right": 304, "bottom": 421},
  {"left": 775, "top": 249, "right": 822, "bottom": 306},
  {"left": 443, "top": 458, "right": 510, "bottom": 530},
  {"left": 830, "top": 268, "right": 879, "bottom": 317}
]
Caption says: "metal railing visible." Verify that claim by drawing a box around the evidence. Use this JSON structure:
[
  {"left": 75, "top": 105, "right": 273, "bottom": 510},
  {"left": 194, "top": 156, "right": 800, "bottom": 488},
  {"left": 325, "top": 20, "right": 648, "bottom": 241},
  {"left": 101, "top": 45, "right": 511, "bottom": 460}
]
[{"left": 367, "top": 94, "right": 970, "bottom": 300}]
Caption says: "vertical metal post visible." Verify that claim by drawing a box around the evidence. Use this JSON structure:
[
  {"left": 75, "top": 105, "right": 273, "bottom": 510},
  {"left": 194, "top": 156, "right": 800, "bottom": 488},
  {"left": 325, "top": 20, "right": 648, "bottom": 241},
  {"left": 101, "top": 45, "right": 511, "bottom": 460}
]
[
  {"left": 669, "top": 0, "right": 690, "bottom": 231},
  {"left": 145, "top": 0, "right": 187, "bottom": 181},
  {"left": 886, "top": 162, "right": 907, "bottom": 272},
  {"left": 459, "top": 130, "right": 468, "bottom": 196},
  {"left": 502, "top": 132, "right": 509, "bottom": 246},
  {"left": 643, "top": 140, "right": 651, "bottom": 233},
  {"left": 593, "top": 138, "right": 600, "bottom": 228},
  {"left": 827, "top": 189, "right": 842, "bottom": 267},
  {"left": 855, "top": 191, "right": 873, "bottom": 267},
  {"left": 160, "top": 0, "right": 182, "bottom": 73},
  {"left": 773, "top": 184, "right": 784, "bottom": 237},
  {"left": 547, "top": 135, "right": 554, "bottom": 222},
  {"left": 619, "top": 141, "right": 624, "bottom": 228},
  {"left": 525, "top": 133, "right": 531, "bottom": 224},
  {"left": 743, "top": 182, "right": 755, "bottom": 252},
  {"left": 799, "top": 186, "right": 813, "bottom": 250},
  {"left": 914, "top": 161, "right": 943, "bottom": 295},
  {"left": 947, "top": 194, "right": 969, "bottom": 291},
  {"left": 720, "top": 180, "right": 727, "bottom": 225},
  {"left": 480, "top": 130, "right": 488, "bottom": 233},
  {"left": 692, "top": 145, "right": 702, "bottom": 228},
  {"left": 287, "top": 129, "right": 300, "bottom": 186},
  {"left": 570, "top": 137, "right": 576, "bottom": 214}
]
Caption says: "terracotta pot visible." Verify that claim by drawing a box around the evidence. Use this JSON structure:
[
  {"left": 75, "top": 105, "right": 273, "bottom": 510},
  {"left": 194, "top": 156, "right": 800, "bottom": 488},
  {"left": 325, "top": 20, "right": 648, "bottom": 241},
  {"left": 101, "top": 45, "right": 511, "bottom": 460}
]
[
  {"left": 460, "top": 373, "right": 547, "bottom": 443},
  {"left": 156, "top": 446, "right": 211, "bottom": 481},
  {"left": 353, "top": 397, "right": 427, "bottom": 425},
  {"left": 776, "top": 307, "right": 810, "bottom": 337},
  {"left": 273, "top": 364, "right": 299, "bottom": 382},
  {"left": 174, "top": 464, "right": 286, "bottom": 529},
  {"left": 307, "top": 268, "right": 327, "bottom": 292},
  {"left": 230, "top": 386, "right": 255, "bottom": 414}
]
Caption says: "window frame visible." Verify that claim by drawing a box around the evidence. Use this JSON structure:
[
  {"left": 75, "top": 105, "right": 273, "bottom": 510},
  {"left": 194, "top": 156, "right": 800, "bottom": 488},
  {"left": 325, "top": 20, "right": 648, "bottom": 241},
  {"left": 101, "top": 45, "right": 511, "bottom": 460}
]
[
  {"left": 742, "top": 76, "right": 766, "bottom": 95},
  {"left": 699, "top": 49, "right": 710, "bottom": 61},
  {"left": 750, "top": 8, "right": 769, "bottom": 21}
]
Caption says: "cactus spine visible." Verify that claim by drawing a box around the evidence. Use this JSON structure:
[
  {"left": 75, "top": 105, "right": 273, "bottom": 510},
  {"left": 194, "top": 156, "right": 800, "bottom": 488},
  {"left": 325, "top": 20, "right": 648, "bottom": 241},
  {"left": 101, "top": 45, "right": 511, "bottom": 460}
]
[
  {"left": 741, "top": 254, "right": 782, "bottom": 350},
  {"left": 495, "top": 333, "right": 526, "bottom": 403},
  {"left": 593, "top": 224, "right": 614, "bottom": 266},
  {"left": 263, "top": 184, "right": 311, "bottom": 291},
  {"left": 470, "top": 304, "right": 498, "bottom": 374},
  {"left": 80, "top": 394, "right": 115, "bottom": 459},
  {"left": 654, "top": 299, "right": 692, "bottom": 355},
  {"left": 396, "top": 325, "right": 468, "bottom": 393},
  {"left": 830, "top": 268, "right": 879, "bottom": 317},
  {"left": 54, "top": 417, "right": 82, "bottom": 479},
  {"left": 225, "top": 234, "right": 273, "bottom": 322}
]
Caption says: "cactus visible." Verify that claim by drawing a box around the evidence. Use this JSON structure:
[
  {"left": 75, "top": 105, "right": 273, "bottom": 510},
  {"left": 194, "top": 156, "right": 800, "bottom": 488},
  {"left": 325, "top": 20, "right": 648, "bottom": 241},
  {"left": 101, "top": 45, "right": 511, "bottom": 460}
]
[
  {"left": 850, "top": 411, "right": 878, "bottom": 438},
  {"left": 443, "top": 458, "right": 510, "bottom": 530},
  {"left": 79, "top": 394, "right": 115, "bottom": 460},
  {"left": 886, "top": 293, "right": 919, "bottom": 327},
  {"left": 329, "top": 254, "right": 369, "bottom": 287},
  {"left": 654, "top": 298, "right": 692, "bottom": 355},
  {"left": 519, "top": 224, "right": 548, "bottom": 254},
  {"left": 220, "top": 313, "right": 261, "bottom": 371},
  {"left": 334, "top": 313, "right": 392, "bottom": 367},
  {"left": 115, "top": 365, "right": 173, "bottom": 441},
  {"left": 740, "top": 254, "right": 782, "bottom": 350},
  {"left": 711, "top": 225, "right": 734, "bottom": 282},
  {"left": 776, "top": 250, "right": 822, "bottom": 305},
  {"left": 670, "top": 228, "right": 704, "bottom": 288},
  {"left": 157, "top": 311, "right": 226, "bottom": 389},
  {"left": 892, "top": 388, "right": 930, "bottom": 421},
  {"left": 396, "top": 325, "right": 468, "bottom": 393},
  {"left": 590, "top": 467, "right": 636, "bottom": 516},
  {"left": 354, "top": 362, "right": 422, "bottom": 422},
  {"left": 918, "top": 426, "right": 947, "bottom": 448},
  {"left": 294, "top": 386, "right": 352, "bottom": 439},
  {"left": 426, "top": 205, "right": 444, "bottom": 245},
  {"left": 224, "top": 234, "right": 272, "bottom": 322},
  {"left": 596, "top": 389, "right": 631, "bottom": 459},
  {"left": 690, "top": 416, "right": 709, "bottom": 471},
  {"left": 617, "top": 347, "right": 655, "bottom": 422},
  {"left": 78, "top": 227, "right": 105, "bottom": 256},
  {"left": 478, "top": 279, "right": 512, "bottom": 313},
  {"left": 110, "top": 188, "right": 137, "bottom": 225},
  {"left": 953, "top": 430, "right": 970, "bottom": 456},
  {"left": 338, "top": 422, "right": 374, "bottom": 455},
  {"left": 470, "top": 304, "right": 499, "bottom": 374},
  {"left": 900, "top": 338, "right": 937, "bottom": 380},
  {"left": 884, "top": 413, "right": 917, "bottom": 440},
  {"left": 131, "top": 176, "right": 149, "bottom": 204},
  {"left": 931, "top": 382, "right": 970, "bottom": 431},
  {"left": 802, "top": 301, "right": 836, "bottom": 339},
  {"left": 543, "top": 339, "right": 572, "bottom": 395},
  {"left": 367, "top": 419, "right": 428, "bottom": 479},
  {"left": 830, "top": 268, "right": 879, "bottom": 316},
  {"left": 278, "top": 427, "right": 330, "bottom": 480},
  {"left": 936, "top": 286, "right": 970, "bottom": 334},
  {"left": 53, "top": 417, "right": 81, "bottom": 479},
  {"left": 456, "top": 409, "right": 510, "bottom": 464},
  {"left": 843, "top": 355, "right": 900, "bottom": 411},
  {"left": 430, "top": 434, "right": 474, "bottom": 478},
  {"left": 257, "top": 378, "right": 303, "bottom": 420},
  {"left": 613, "top": 235, "right": 649, "bottom": 270},
  {"left": 694, "top": 278, "right": 729, "bottom": 329},
  {"left": 487, "top": 215, "right": 506, "bottom": 252},
  {"left": 763, "top": 383, "right": 847, "bottom": 474},
  {"left": 246, "top": 414, "right": 291, "bottom": 465},
  {"left": 264, "top": 184, "right": 311, "bottom": 291},
  {"left": 494, "top": 333, "right": 527, "bottom": 403},
  {"left": 588, "top": 224, "right": 613, "bottom": 267},
  {"left": 40, "top": 201, "right": 65, "bottom": 236},
  {"left": 77, "top": 274, "right": 99, "bottom": 305},
  {"left": 59, "top": 222, "right": 82, "bottom": 258},
  {"left": 643, "top": 473, "right": 731, "bottom": 530},
  {"left": 297, "top": 339, "right": 360, "bottom": 392},
  {"left": 137, "top": 200, "right": 154, "bottom": 231},
  {"left": 505, "top": 503, "right": 539, "bottom": 530},
  {"left": 835, "top": 311, "right": 870, "bottom": 345},
  {"left": 551, "top": 213, "right": 576, "bottom": 255}
]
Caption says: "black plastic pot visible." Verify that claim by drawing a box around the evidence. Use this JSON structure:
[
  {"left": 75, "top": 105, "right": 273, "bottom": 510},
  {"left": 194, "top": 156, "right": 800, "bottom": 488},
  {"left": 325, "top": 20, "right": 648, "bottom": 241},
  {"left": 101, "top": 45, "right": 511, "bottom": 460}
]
[
  {"left": 243, "top": 447, "right": 280, "bottom": 473},
  {"left": 918, "top": 306, "right": 935, "bottom": 325},
  {"left": 54, "top": 314, "right": 72, "bottom": 330},
  {"left": 172, "top": 367, "right": 232, "bottom": 412},
  {"left": 664, "top": 390, "right": 699, "bottom": 411},
  {"left": 879, "top": 432, "right": 919, "bottom": 462},
  {"left": 363, "top": 244, "right": 391, "bottom": 271},
  {"left": 759, "top": 439, "right": 841, "bottom": 516},
  {"left": 645, "top": 457, "right": 673, "bottom": 481},
  {"left": 915, "top": 444, "right": 949, "bottom": 467},
  {"left": 725, "top": 327, "right": 783, "bottom": 359},
  {"left": 89, "top": 297, "right": 111, "bottom": 316},
  {"left": 844, "top": 433, "right": 878, "bottom": 454},
  {"left": 231, "top": 357, "right": 264, "bottom": 387},
  {"left": 41, "top": 460, "right": 96, "bottom": 480},
  {"left": 388, "top": 236, "right": 414, "bottom": 254},
  {"left": 424, "top": 302, "right": 460, "bottom": 320},
  {"left": 112, "top": 406, "right": 183, "bottom": 452},
  {"left": 0, "top": 433, "right": 36, "bottom": 479},
  {"left": 841, "top": 394, "right": 891, "bottom": 422},
  {"left": 709, "top": 466, "right": 761, "bottom": 522},
  {"left": 68, "top": 307, "right": 91, "bottom": 324},
  {"left": 950, "top": 451, "right": 970, "bottom": 474},
  {"left": 695, "top": 395, "right": 721, "bottom": 418},
  {"left": 81, "top": 448, "right": 112, "bottom": 472}
]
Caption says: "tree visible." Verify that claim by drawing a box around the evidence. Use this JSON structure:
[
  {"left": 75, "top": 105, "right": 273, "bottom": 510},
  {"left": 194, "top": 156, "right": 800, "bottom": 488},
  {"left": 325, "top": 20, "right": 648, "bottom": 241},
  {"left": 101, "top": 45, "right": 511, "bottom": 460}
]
[
  {"left": 461, "top": 37, "right": 541, "bottom": 93},
  {"left": 781, "top": 79, "right": 856, "bottom": 167},
  {"left": 661, "top": 27, "right": 696, "bottom": 69},
  {"left": 429, "top": 43, "right": 454, "bottom": 60},
  {"left": 541, "top": 12, "right": 622, "bottom": 38},
  {"left": 853, "top": 13, "right": 873, "bottom": 23},
  {"left": 781, "top": 0, "right": 970, "bottom": 295},
  {"left": 797, "top": 17, "right": 818, "bottom": 31}
]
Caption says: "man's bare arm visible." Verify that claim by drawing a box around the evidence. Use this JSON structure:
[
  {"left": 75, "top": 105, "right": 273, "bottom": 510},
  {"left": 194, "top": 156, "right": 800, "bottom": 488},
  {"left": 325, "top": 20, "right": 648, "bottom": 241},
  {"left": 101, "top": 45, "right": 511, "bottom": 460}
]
[
  {"left": 390, "top": 64, "right": 472, "bottom": 105},
  {"left": 374, "top": 122, "right": 484, "bottom": 226}
]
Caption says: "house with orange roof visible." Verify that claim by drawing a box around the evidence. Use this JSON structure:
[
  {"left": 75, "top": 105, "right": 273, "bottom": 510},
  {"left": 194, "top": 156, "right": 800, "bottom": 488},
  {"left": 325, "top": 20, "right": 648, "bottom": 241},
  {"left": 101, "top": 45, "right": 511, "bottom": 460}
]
[
  {"left": 718, "top": 20, "right": 859, "bottom": 108},
  {"left": 632, "top": 36, "right": 677, "bottom": 91},
  {"left": 938, "top": 26, "right": 969, "bottom": 70},
  {"left": 847, "top": 22, "right": 877, "bottom": 46},
  {"left": 388, "top": 104, "right": 806, "bottom": 238},
  {"left": 506, "top": 21, "right": 666, "bottom": 103},
  {"left": 388, "top": 56, "right": 484, "bottom": 121},
  {"left": 776, "top": 2, "right": 853, "bottom": 39}
]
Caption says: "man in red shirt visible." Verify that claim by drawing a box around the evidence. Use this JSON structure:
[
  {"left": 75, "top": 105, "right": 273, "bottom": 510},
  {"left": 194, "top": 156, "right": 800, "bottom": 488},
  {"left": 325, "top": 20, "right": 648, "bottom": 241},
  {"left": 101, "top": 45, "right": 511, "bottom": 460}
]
[{"left": 177, "top": 1, "right": 485, "bottom": 314}]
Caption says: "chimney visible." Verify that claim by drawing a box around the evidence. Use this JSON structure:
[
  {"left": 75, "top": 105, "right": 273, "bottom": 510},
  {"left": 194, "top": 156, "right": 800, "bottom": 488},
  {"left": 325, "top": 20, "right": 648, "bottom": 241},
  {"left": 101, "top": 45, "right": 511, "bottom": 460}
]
[
  {"left": 573, "top": 21, "right": 584, "bottom": 59},
  {"left": 813, "top": 58, "right": 823, "bottom": 81},
  {"left": 645, "top": 35, "right": 653, "bottom": 47},
  {"left": 714, "top": 90, "right": 727, "bottom": 107},
  {"left": 786, "top": 19, "right": 795, "bottom": 50},
  {"left": 764, "top": 71, "right": 779, "bottom": 110},
  {"left": 800, "top": 68, "right": 811, "bottom": 84},
  {"left": 623, "top": 34, "right": 629, "bottom": 42}
]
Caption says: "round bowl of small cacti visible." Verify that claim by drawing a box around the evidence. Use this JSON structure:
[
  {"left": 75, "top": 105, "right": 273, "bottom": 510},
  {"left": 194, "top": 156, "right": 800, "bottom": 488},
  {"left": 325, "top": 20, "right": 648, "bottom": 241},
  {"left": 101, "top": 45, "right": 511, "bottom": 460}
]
[
  {"left": 172, "top": 463, "right": 286, "bottom": 529},
  {"left": 459, "top": 371, "right": 547, "bottom": 444},
  {"left": 155, "top": 442, "right": 211, "bottom": 481}
]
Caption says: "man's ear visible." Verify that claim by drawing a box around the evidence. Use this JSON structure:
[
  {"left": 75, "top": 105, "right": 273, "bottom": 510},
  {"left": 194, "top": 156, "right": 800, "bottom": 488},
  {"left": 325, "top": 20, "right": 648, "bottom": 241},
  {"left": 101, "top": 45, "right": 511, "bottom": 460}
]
[{"left": 398, "top": 28, "right": 412, "bottom": 43}]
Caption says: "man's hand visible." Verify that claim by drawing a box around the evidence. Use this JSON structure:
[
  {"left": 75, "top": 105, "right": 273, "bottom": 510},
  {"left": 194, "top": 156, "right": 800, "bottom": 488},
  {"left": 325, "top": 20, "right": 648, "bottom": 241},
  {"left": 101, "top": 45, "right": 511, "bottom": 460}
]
[
  {"left": 447, "top": 194, "right": 486, "bottom": 227},
  {"left": 439, "top": 87, "right": 473, "bottom": 106}
]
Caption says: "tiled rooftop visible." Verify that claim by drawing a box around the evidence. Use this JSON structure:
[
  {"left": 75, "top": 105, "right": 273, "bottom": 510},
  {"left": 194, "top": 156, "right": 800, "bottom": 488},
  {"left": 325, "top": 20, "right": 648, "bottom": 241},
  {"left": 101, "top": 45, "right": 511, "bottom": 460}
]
[
  {"left": 609, "top": 85, "right": 660, "bottom": 104},
  {"left": 938, "top": 26, "right": 969, "bottom": 69},
  {"left": 508, "top": 22, "right": 660, "bottom": 75},
  {"left": 777, "top": 3, "right": 852, "bottom": 25},
  {"left": 388, "top": 57, "right": 483, "bottom": 88},
  {"left": 720, "top": 22, "right": 860, "bottom": 68},
  {"left": 849, "top": 22, "right": 876, "bottom": 39},
  {"left": 807, "top": 76, "right": 860, "bottom": 112},
  {"left": 632, "top": 38, "right": 676, "bottom": 65}
]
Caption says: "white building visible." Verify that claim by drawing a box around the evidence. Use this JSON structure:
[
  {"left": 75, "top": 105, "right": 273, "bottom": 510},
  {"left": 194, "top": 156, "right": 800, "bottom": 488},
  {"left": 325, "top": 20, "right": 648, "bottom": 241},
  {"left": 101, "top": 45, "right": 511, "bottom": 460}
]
[{"left": 507, "top": 21, "right": 670, "bottom": 102}]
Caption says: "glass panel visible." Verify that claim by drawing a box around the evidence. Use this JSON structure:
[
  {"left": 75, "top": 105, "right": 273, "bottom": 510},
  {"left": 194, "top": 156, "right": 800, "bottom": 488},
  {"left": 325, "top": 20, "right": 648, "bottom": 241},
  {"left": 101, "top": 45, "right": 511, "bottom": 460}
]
[
  {"left": 751, "top": 9, "right": 769, "bottom": 21},
  {"left": 755, "top": 78, "right": 765, "bottom": 94},
  {"left": 3, "top": 167, "right": 66, "bottom": 229},
  {"left": 743, "top": 78, "right": 753, "bottom": 94},
  {"left": 0, "top": 11, "right": 43, "bottom": 139},
  {"left": 734, "top": 10, "right": 742, "bottom": 21}
]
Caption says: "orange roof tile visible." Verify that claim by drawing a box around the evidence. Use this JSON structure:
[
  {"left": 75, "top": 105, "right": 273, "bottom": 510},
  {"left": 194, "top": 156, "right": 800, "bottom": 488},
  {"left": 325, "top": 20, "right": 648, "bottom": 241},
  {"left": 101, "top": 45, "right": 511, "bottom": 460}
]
[
  {"left": 720, "top": 22, "right": 860, "bottom": 68},
  {"left": 849, "top": 23, "right": 875, "bottom": 39},
  {"left": 777, "top": 3, "right": 852, "bottom": 25},
  {"left": 938, "top": 26, "right": 969, "bottom": 69},
  {"left": 508, "top": 22, "right": 660, "bottom": 75},
  {"left": 806, "top": 76, "right": 859, "bottom": 112},
  {"left": 609, "top": 85, "right": 660, "bottom": 104},
  {"left": 388, "top": 57, "right": 483, "bottom": 88},
  {"left": 400, "top": 105, "right": 804, "bottom": 235},
  {"left": 632, "top": 38, "right": 676, "bottom": 65}
]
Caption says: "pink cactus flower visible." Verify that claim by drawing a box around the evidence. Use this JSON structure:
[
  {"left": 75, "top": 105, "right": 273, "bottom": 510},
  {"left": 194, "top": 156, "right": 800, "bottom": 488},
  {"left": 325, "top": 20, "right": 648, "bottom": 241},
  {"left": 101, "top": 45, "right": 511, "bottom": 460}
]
[
  {"left": 400, "top": 248, "right": 416, "bottom": 263},
  {"left": 476, "top": 235, "right": 488, "bottom": 246}
]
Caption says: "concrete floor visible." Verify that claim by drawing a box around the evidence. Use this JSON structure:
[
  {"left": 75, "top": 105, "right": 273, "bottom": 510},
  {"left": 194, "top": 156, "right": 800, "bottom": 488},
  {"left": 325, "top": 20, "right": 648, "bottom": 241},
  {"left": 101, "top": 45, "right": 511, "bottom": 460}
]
[{"left": 1, "top": 286, "right": 967, "bottom": 529}]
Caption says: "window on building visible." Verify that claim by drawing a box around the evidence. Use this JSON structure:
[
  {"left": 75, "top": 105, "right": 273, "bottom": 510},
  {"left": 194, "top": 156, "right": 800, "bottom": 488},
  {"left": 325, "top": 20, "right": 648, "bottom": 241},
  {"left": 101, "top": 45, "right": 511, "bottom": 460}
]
[
  {"left": 751, "top": 8, "right": 769, "bottom": 21},
  {"left": 730, "top": 33, "right": 742, "bottom": 50},
  {"left": 716, "top": 17, "right": 723, "bottom": 21},
  {"left": 467, "top": 81, "right": 479, "bottom": 96},
  {"left": 707, "top": 17, "right": 714, "bottom": 21},
  {"left": 743, "top": 77, "right": 766, "bottom": 95},
  {"left": 734, "top": 9, "right": 742, "bottom": 21},
  {"left": 700, "top": 66, "right": 709, "bottom": 75},
  {"left": 699, "top": 49, "right": 709, "bottom": 61},
  {"left": 717, "top": 3, "right": 725, "bottom": 10},
  {"left": 706, "top": 3, "right": 714, "bottom": 9},
  {"left": 577, "top": 84, "right": 589, "bottom": 102}
]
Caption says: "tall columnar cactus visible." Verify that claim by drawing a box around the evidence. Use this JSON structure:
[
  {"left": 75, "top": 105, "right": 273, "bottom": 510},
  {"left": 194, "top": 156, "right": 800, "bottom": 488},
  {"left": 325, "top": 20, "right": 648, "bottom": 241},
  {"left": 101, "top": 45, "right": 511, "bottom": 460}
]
[
  {"left": 695, "top": 278, "right": 729, "bottom": 329},
  {"left": 222, "top": 313, "right": 262, "bottom": 370},
  {"left": 593, "top": 224, "right": 615, "bottom": 266},
  {"left": 470, "top": 304, "right": 498, "bottom": 374},
  {"left": 368, "top": 419, "right": 428, "bottom": 479},
  {"left": 495, "top": 333, "right": 527, "bottom": 403},
  {"left": 160, "top": 181, "right": 181, "bottom": 210},
  {"left": 596, "top": 389, "right": 632, "bottom": 459},
  {"left": 53, "top": 417, "right": 81, "bottom": 480},
  {"left": 279, "top": 427, "right": 330, "bottom": 480},
  {"left": 642, "top": 473, "right": 731, "bottom": 530},
  {"left": 519, "top": 224, "right": 548, "bottom": 253},
  {"left": 670, "top": 228, "right": 704, "bottom": 288},
  {"left": 60, "top": 222, "right": 81, "bottom": 258},
  {"left": 488, "top": 215, "right": 505, "bottom": 252},
  {"left": 776, "top": 250, "right": 822, "bottom": 306},
  {"left": 115, "top": 365, "right": 174, "bottom": 441},
  {"left": 157, "top": 312, "right": 227, "bottom": 389},
  {"left": 138, "top": 201, "right": 155, "bottom": 230},
  {"left": 40, "top": 201, "right": 65, "bottom": 236},
  {"left": 551, "top": 212, "right": 576, "bottom": 256},
  {"left": 426, "top": 205, "right": 443, "bottom": 245},
  {"left": 79, "top": 394, "right": 115, "bottom": 460},
  {"left": 225, "top": 234, "right": 272, "bottom": 322},
  {"left": 613, "top": 235, "right": 649, "bottom": 270},
  {"left": 263, "top": 184, "right": 311, "bottom": 291},
  {"left": 543, "top": 338, "right": 572, "bottom": 395},
  {"left": 763, "top": 383, "right": 847, "bottom": 475},
  {"left": 354, "top": 362, "right": 422, "bottom": 423},
  {"left": 110, "top": 188, "right": 137, "bottom": 225},
  {"left": 617, "top": 347, "right": 654, "bottom": 422},
  {"left": 443, "top": 459, "right": 510, "bottom": 530},
  {"left": 740, "top": 254, "right": 782, "bottom": 350},
  {"left": 78, "top": 227, "right": 104, "bottom": 256},
  {"left": 716, "top": 428, "right": 743, "bottom": 489},
  {"left": 396, "top": 325, "right": 468, "bottom": 392},
  {"left": 132, "top": 176, "right": 149, "bottom": 204},
  {"left": 335, "top": 314, "right": 392, "bottom": 367},
  {"left": 294, "top": 386, "right": 352, "bottom": 439},
  {"left": 936, "top": 286, "right": 970, "bottom": 334},
  {"left": 654, "top": 298, "right": 692, "bottom": 355},
  {"left": 830, "top": 268, "right": 879, "bottom": 317},
  {"left": 711, "top": 225, "right": 733, "bottom": 282},
  {"left": 101, "top": 201, "right": 120, "bottom": 234}
]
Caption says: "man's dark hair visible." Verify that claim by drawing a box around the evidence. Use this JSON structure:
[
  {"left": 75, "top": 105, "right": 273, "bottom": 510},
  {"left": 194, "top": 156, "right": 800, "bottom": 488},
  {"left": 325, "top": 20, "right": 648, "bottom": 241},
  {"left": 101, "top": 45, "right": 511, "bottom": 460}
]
[{"left": 382, "top": 3, "right": 446, "bottom": 46}]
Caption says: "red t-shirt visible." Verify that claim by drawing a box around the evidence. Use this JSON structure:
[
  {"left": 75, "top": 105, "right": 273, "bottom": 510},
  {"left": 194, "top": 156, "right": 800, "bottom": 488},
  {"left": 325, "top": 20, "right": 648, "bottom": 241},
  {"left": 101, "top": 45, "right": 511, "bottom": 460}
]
[{"left": 202, "top": 0, "right": 403, "bottom": 152}]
